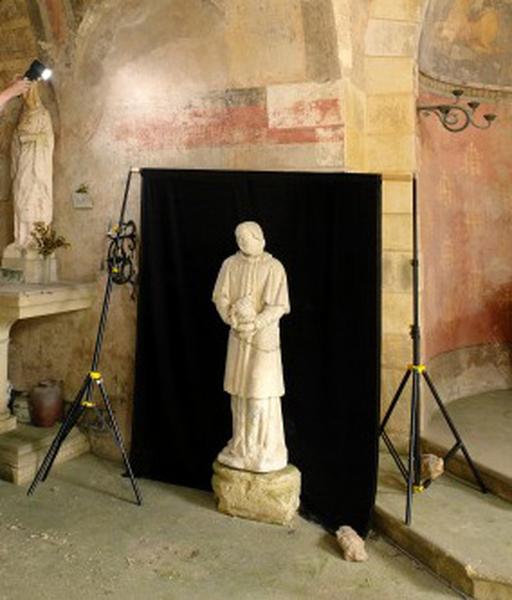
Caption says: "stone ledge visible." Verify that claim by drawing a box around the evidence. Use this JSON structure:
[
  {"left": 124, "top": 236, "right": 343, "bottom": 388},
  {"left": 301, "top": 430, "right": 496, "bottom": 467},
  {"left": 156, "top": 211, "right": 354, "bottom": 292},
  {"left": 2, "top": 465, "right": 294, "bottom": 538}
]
[
  {"left": 212, "top": 460, "right": 301, "bottom": 526},
  {"left": 0, "top": 423, "right": 90, "bottom": 485},
  {"left": 375, "top": 453, "right": 512, "bottom": 599},
  {"left": 423, "top": 438, "right": 512, "bottom": 505},
  {"left": 0, "top": 412, "right": 16, "bottom": 434},
  {"left": 0, "top": 281, "right": 95, "bottom": 320}
]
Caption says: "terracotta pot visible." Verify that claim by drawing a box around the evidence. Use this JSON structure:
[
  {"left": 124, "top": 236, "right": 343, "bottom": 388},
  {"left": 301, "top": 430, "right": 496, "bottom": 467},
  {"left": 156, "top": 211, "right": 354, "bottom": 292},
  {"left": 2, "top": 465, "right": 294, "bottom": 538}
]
[{"left": 29, "top": 380, "right": 63, "bottom": 427}]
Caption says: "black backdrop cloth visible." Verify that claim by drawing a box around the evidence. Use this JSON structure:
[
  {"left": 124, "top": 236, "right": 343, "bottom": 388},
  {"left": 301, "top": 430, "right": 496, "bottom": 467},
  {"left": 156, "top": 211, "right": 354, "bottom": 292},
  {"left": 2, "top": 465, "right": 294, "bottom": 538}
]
[{"left": 130, "top": 169, "right": 381, "bottom": 535}]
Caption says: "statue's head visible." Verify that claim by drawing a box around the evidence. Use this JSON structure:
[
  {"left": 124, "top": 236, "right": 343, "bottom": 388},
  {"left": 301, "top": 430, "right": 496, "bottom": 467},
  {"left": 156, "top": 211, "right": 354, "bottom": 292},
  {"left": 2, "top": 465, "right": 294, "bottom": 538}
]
[{"left": 235, "top": 221, "right": 265, "bottom": 257}]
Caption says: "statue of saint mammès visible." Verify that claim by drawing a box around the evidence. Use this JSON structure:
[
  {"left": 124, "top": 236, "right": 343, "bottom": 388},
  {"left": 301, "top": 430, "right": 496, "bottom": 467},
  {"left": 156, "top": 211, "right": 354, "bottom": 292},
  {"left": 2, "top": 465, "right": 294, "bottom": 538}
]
[{"left": 212, "top": 221, "right": 290, "bottom": 473}]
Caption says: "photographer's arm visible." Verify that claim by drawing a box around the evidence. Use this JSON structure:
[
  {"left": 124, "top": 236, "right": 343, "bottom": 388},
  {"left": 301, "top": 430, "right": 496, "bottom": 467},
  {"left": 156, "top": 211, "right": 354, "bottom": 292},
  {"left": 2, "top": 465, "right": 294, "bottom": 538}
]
[{"left": 0, "top": 79, "right": 30, "bottom": 112}]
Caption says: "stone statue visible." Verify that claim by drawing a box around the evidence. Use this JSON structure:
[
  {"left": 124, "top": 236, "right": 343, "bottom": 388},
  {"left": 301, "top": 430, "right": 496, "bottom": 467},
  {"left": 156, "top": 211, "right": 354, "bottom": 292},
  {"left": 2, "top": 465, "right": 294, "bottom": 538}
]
[
  {"left": 8, "top": 83, "right": 54, "bottom": 250},
  {"left": 212, "top": 221, "right": 290, "bottom": 473}
]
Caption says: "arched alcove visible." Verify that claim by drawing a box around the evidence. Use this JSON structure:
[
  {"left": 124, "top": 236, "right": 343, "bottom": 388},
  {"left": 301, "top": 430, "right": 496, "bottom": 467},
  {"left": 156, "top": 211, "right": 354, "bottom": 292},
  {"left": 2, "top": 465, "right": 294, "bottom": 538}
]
[
  {"left": 419, "top": 0, "right": 512, "bottom": 90},
  {"left": 418, "top": 0, "right": 512, "bottom": 398},
  {"left": 417, "top": 0, "right": 512, "bottom": 484}
]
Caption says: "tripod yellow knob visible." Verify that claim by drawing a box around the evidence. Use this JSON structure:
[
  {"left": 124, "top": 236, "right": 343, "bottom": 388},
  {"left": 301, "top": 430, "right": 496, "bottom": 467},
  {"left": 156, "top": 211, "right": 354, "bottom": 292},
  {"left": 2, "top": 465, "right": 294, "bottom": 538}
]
[{"left": 408, "top": 364, "right": 426, "bottom": 374}]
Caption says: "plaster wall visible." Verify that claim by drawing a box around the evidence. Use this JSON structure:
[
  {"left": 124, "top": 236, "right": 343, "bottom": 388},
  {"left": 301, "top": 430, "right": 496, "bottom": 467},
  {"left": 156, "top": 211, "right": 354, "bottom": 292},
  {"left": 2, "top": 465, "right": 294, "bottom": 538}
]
[
  {"left": 1, "top": 0, "right": 429, "bottom": 452},
  {"left": 5, "top": 0, "right": 348, "bottom": 458},
  {"left": 420, "top": 0, "right": 512, "bottom": 91},
  {"left": 418, "top": 85, "right": 512, "bottom": 412},
  {"left": 420, "top": 92, "right": 512, "bottom": 358},
  {"left": 418, "top": 0, "right": 512, "bottom": 412}
]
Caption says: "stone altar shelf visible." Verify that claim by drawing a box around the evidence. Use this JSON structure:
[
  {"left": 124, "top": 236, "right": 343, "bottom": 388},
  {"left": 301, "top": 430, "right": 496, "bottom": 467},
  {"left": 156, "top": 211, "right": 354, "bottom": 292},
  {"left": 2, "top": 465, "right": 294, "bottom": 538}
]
[{"left": 0, "top": 281, "right": 95, "bottom": 434}]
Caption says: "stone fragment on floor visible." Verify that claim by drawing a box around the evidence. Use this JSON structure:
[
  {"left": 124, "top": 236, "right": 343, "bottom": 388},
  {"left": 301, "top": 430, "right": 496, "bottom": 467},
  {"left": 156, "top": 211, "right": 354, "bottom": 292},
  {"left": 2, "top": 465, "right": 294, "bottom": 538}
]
[{"left": 335, "top": 525, "right": 369, "bottom": 562}]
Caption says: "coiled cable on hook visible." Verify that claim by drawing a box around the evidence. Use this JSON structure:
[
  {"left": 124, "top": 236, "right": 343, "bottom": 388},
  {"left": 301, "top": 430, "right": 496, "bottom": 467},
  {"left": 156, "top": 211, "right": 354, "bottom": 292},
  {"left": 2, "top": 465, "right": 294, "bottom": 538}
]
[{"left": 106, "top": 220, "right": 138, "bottom": 290}]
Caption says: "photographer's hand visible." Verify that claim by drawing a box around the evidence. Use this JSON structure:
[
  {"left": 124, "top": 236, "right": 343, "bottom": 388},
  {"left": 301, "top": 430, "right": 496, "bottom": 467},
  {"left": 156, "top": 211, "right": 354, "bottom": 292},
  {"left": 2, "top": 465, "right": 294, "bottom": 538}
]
[{"left": 0, "top": 77, "right": 31, "bottom": 111}]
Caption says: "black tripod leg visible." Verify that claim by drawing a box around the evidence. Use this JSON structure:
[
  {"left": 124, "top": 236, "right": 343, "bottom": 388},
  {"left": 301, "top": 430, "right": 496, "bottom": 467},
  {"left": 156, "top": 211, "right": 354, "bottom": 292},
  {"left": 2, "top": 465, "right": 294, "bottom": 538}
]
[
  {"left": 27, "top": 377, "right": 90, "bottom": 495},
  {"left": 40, "top": 377, "right": 91, "bottom": 482},
  {"left": 41, "top": 402, "right": 87, "bottom": 482},
  {"left": 381, "top": 430, "right": 409, "bottom": 482},
  {"left": 414, "top": 373, "right": 422, "bottom": 487},
  {"left": 380, "top": 370, "right": 411, "bottom": 432},
  {"left": 423, "top": 372, "right": 487, "bottom": 493},
  {"left": 379, "top": 370, "right": 412, "bottom": 486},
  {"left": 96, "top": 380, "right": 142, "bottom": 505},
  {"left": 405, "top": 372, "right": 419, "bottom": 525}
]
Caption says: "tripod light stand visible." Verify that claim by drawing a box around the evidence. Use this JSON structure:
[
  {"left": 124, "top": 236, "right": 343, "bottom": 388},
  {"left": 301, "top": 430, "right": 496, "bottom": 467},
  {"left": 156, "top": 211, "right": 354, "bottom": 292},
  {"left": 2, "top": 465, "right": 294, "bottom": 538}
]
[
  {"left": 27, "top": 169, "right": 142, "bottom": 504},
  {"left": 379, "top": 175, "right": 487, "bottom": 525}
]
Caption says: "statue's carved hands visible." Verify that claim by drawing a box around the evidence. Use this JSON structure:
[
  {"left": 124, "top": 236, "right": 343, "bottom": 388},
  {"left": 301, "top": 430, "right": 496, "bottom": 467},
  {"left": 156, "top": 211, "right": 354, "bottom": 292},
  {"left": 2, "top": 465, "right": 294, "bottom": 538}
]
[
  {"left": 236, "top": 321, "right": 256, "bottom": 340},
  {"left": 233, "top": 295, "right": 256, "bottom": 322},
  {"left": 229, "top": 295, "right": 257, "bottom": 337}
]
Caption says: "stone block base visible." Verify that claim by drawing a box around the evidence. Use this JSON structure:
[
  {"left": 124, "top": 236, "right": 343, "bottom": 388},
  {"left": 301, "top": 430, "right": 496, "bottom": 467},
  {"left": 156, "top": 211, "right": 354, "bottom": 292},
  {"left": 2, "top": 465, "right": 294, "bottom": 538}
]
[
  {"left": 212, "top": 460, "right": 301, "bottom": 526},
  {"left": 0, "top": 423, "right": 90, "bottom": 485}
]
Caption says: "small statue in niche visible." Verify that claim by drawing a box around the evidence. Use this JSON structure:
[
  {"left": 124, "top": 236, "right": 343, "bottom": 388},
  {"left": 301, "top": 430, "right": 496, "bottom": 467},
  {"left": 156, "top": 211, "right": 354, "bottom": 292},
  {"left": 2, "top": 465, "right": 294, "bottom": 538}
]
[
  {"left": 212, "top": 221, "right": 290, "bottom": 473},
  {"left": 8, "top": 83, "right": 54, "bottom": 250}
]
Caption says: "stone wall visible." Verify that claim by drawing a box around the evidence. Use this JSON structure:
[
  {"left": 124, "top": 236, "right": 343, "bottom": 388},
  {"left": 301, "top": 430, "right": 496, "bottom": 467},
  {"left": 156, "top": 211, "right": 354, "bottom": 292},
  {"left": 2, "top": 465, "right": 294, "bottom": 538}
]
[
  {"left": 5, "top": 0, "right": 349, "bottom": 458},
  {"left": 342, "top": 0, "right": 425, "bottom": 437},
  {"left": 2, "top": 0, "right": 434, "bottom": 452}
]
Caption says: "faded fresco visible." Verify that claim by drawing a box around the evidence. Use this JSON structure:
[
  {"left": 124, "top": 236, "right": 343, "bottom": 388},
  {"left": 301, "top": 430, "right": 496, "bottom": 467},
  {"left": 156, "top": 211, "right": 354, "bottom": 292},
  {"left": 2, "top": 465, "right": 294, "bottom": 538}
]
[
  {"left": 419, "top": 91, "right": 512, "bottom": 359},
  {"left": 420, "top": 0, "right": 512, "bottom": 87},
  {"left": 4, "top": 0, "right": 345, "bottom": 460}
]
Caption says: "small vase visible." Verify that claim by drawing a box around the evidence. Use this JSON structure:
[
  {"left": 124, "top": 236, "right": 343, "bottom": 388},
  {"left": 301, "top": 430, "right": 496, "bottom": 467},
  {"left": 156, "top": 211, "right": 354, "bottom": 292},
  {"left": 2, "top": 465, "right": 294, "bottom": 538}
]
[
  {"left": 29, "top": 380, "right": 63, "bottom": 427},
  {"left": 42, "top": 256, "right": 52, "bottom": 285}
]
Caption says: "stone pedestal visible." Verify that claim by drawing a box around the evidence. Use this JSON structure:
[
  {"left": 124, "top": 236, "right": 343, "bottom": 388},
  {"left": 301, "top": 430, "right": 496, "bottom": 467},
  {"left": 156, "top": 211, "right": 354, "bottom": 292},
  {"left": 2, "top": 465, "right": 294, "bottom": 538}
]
[
  {"left": 212, "top": 460, "right": 301, "bottom": 526},
  {"left": 0, "top": 282, "right": 95, "bottom": 429}
]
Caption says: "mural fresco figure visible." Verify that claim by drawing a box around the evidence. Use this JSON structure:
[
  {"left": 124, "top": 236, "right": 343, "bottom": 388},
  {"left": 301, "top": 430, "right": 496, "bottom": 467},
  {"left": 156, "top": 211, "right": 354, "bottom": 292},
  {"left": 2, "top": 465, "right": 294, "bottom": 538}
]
[
  {"left": 441, "top": 0, "right": 499, "bottom": 54},
  {"left": 212, "top": 221, "right": 290, "bottom": 473}
]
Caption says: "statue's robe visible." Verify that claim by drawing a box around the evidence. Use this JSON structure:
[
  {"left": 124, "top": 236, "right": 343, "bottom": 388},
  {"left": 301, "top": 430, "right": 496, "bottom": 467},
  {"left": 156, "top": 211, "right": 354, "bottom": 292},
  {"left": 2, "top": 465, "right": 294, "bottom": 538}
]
[
  {"left": 10, "top": 86, "right": 54, "bottom": 248},
  {"left": 213, "top": 251, "right": 290, "bottom": 397},
  {"left": 212, "top": 250, "right": 290, "bottom": 473}
]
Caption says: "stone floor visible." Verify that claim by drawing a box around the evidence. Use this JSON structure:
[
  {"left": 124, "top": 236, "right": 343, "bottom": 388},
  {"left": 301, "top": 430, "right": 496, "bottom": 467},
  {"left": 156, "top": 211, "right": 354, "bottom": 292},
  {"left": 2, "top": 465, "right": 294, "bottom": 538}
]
[
  {"left": 424, "top": 389, "right": 512, "bottom": 484},
  {"left": 0, "top": 454, "right": 460, "bottom": 600}
]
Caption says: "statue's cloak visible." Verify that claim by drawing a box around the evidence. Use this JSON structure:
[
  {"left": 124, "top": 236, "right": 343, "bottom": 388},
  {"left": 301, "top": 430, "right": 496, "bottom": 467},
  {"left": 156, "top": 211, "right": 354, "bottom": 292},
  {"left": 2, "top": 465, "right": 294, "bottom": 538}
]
[{"left": 213, "top": 251, "right": 290, "bottom": 398}]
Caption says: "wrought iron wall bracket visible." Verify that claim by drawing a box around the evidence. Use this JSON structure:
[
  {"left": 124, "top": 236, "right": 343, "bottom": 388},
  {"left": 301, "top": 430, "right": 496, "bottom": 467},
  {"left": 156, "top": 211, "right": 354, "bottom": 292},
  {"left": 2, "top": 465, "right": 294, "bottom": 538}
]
[{"left": 417, "top": 89, "right": 496, "bottom": 133}]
